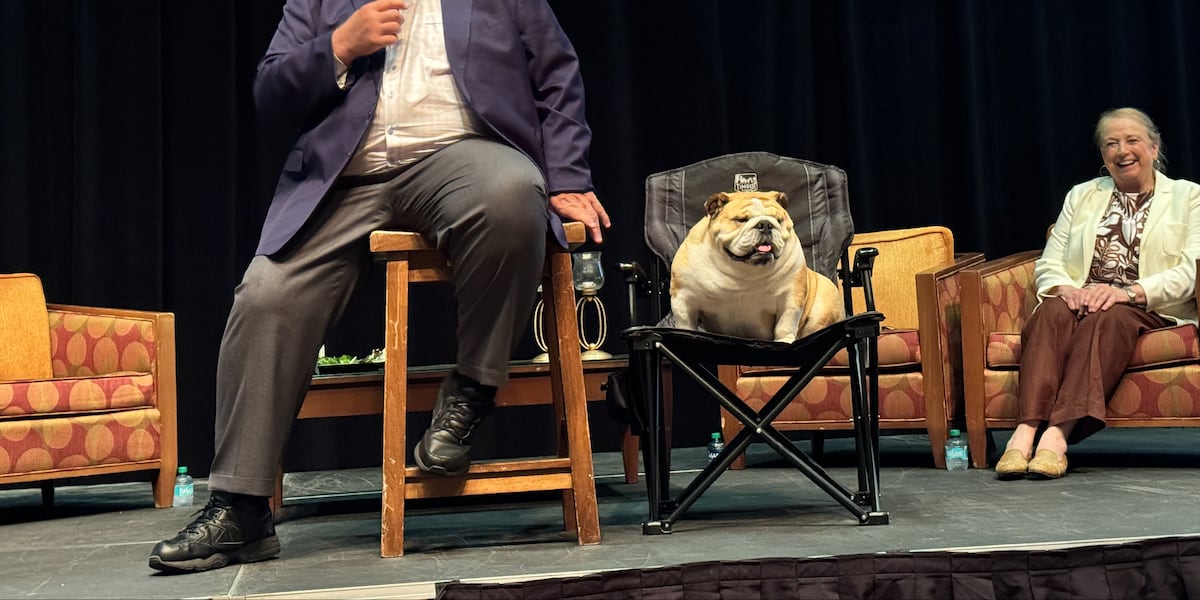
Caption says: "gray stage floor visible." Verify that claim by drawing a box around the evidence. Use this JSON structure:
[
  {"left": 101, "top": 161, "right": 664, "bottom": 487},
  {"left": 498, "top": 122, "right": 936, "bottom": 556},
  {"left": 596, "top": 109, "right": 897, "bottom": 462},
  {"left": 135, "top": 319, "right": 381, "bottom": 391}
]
[{"left": 2, "top": 429, "right": 1199, "bottom": 599}]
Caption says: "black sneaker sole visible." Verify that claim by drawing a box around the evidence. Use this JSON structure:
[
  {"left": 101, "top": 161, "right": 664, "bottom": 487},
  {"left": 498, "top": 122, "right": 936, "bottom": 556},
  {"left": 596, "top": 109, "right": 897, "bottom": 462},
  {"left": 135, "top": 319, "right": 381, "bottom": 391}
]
[
  {"left": 148, "top": 535, "right": 281, "bottom": 574},
  {"left": 413, "top": 441, "right": 469, "bottom": 477}
]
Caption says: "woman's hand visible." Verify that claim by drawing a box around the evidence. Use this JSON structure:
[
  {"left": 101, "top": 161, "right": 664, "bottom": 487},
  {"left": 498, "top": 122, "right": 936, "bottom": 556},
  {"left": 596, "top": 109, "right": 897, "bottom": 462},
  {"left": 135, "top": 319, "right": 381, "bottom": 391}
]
[
  {"left": 550, "top": 191, "right": 611, "bottom": 244},
  {"left": 1058, "top": 284, "right": 1135, "bottom": 316}
]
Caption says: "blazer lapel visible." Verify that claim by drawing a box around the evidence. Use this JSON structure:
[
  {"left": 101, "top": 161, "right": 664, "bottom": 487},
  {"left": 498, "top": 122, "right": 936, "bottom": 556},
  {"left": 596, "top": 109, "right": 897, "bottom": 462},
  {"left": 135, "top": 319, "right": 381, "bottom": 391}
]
[
  {"left": 442, "top": 0, "right": 472, "bottom": 74},
  {"left": 1142, "top": 170, "right": 1173, "bottom": 235}
]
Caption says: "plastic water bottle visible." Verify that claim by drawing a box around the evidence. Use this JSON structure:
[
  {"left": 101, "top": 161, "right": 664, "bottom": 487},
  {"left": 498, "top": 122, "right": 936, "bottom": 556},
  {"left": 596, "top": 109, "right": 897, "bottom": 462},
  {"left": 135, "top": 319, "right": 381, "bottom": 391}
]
[
  {"left": 707, "top": 432, "right": 725, "bottom": 461},
  {"left": 944, "top": 429, "right": 969, "bottom": 471},
  {"left": 173, "top": 466, "right": 194, "bottom": 508}
]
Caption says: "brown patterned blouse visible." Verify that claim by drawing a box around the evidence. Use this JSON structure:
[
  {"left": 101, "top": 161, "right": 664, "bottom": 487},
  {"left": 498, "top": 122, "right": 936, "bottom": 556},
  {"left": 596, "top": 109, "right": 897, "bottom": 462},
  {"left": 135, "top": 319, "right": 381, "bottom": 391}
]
[{"left": 1086, "top": 190, "right": 1154, "bottom": 286}]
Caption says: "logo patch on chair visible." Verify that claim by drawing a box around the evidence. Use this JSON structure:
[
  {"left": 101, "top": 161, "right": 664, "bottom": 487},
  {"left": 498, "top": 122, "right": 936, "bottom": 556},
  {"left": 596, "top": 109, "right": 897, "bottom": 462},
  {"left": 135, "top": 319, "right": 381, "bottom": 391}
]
[{"left": 733, "top": 173, "right": 759, "bottom": 192}]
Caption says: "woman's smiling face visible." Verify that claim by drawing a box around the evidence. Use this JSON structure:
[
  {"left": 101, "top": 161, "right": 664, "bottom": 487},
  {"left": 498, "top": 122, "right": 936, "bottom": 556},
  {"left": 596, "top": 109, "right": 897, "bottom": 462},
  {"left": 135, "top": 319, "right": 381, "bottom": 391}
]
[{"left": 1100, "top": 116, "right": 1159, "bottom": 193}]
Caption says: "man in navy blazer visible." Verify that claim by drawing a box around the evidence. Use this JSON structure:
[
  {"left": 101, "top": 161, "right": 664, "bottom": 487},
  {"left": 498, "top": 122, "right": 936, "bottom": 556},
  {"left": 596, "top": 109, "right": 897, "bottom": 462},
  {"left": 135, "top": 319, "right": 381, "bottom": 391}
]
[{"left": 150, "top": 0, "right": 609, "bottom": 573}]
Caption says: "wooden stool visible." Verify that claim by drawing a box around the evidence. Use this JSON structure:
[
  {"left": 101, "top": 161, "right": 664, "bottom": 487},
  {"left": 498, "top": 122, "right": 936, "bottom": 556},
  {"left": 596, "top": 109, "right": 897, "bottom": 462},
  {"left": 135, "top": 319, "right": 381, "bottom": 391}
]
[{"left": 368, "top": 221, "right": 600, "bottom": 557}]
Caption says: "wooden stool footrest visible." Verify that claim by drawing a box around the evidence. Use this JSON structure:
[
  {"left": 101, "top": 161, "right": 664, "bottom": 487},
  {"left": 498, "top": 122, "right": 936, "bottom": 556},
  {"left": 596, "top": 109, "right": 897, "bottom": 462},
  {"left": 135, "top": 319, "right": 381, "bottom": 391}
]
[{"left": 402, "top": 458, "right": 574, "bottom": 499}]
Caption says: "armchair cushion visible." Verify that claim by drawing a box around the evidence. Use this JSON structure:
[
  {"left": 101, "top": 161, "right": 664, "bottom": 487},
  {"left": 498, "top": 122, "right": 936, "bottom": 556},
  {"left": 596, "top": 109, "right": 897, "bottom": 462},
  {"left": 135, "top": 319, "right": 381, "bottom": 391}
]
[
  {"left": 0, "top": 409, "right": 163, "bottom": 476},
  {"left": 739, "top": 328, "right": 922, "bottom": 375},
  {"left": 0, "top": 374, "right": 156, "bottom": 417},
  {"left": 737, "top": 371, "right": 927, "bottom": 422},
  {"left": 0, "top": 273, "right": 53, "bottom": 381}
]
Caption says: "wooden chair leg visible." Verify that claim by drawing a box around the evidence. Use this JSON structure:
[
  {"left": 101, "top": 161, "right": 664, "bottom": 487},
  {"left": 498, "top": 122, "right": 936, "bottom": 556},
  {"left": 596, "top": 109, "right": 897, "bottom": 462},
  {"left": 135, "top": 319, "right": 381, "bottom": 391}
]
[
  {"left": 153, "top": 462, "right": 176, "bottom": 509},
  {"left": 270, "top": 464, "right": 284, "bottom": 514},
  {"left": 811, "top": 432, "right": 825, "bottom": 461},
  {"left": 380, "top": 259, "right": 411, "bottom": 558},
  {"left": 621, "top": 427, "right": 640, "bottom": 484},
  {"left": 544, "top": 249, "right": 599, "bottom": 545}
]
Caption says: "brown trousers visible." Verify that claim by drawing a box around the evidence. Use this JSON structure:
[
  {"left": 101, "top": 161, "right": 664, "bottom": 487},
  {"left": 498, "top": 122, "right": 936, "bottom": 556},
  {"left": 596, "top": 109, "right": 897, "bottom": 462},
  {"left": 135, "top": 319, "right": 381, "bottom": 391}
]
[{"left": 1017, "top": 297, "right": 1171, "bottom": 444}]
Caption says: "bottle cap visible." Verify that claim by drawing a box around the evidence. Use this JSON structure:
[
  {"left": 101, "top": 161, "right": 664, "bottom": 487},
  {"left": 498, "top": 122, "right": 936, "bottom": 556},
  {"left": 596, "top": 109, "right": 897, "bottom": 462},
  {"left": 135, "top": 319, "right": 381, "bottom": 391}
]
[
  {"left": 949, "top": 429, "right": 960, "bottom": 437},
  {"left": 177, "top": 466, "right": 188, "bottom": 474},
  {"left": 711, "top": 432, "right": 720, "bottom": 440}
]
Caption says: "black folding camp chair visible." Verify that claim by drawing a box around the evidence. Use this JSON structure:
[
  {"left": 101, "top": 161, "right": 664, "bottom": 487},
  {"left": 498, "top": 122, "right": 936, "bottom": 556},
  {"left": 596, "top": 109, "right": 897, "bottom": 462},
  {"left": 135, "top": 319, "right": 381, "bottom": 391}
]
[{"left": 620, "top": 152, "right": 890, "bottom": 534}]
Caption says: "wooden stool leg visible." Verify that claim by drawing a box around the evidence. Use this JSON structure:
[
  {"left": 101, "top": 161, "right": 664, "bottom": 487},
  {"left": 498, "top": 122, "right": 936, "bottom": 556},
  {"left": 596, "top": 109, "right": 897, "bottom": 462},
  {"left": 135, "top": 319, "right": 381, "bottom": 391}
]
[
  {"left": 544, "top": 249, "right": 600, "bottom": 545},
  {"left": 270, "top": 464, "right": 284, "bottom": 514},
  {"left": 381, "top": 259, "right": 411, "bottom": 557},
  {"left": 621, "top": 428, "right": 640, "bottom": 484}
]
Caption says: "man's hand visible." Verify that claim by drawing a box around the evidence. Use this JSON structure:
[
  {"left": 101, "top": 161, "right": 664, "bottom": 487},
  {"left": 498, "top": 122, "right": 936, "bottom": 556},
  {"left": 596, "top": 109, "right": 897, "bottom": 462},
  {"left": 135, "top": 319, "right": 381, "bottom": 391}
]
[
  {"left": 332, "top": 0, "right": 409, "bottom": 65},
  {"left": 549, "top": 191, "right": 611, "bottom": 244}
]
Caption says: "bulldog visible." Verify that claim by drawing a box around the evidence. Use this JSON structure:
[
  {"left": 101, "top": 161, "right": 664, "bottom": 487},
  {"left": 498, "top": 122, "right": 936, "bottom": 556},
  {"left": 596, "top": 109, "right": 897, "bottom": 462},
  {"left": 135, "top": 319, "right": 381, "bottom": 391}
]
[{"left": 669, "top": 190, "right": 844, "bottom": 342}]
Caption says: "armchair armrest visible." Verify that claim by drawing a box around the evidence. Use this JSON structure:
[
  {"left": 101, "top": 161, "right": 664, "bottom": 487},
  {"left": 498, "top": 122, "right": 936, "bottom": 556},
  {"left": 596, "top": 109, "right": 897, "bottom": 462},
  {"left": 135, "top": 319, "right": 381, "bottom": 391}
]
[
  {"left": 959, "top": 249, "right": 1042, "bottom": 343},
  {"left": 960, "top": 249, "right": 1040, "bottom": 465},
  {"left": 915, "top": 251, "right": 986, "bottom": 434}
]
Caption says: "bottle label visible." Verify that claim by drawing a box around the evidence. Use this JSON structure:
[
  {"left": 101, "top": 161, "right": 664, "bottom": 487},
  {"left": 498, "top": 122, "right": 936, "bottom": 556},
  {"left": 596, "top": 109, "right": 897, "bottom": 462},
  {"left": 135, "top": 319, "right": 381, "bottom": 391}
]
[{"left": 946, "top": 447, "right": 968, "bottom": 461}]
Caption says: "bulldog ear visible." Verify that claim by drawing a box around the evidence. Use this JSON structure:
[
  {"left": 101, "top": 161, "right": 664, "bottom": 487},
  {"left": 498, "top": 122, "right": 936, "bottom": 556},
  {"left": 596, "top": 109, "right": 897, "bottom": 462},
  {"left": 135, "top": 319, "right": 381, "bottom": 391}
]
[
  {"left": 772, "top": 191, "right": 789, "bottom": 208},
  {"left": 705, "top": 193, "right": 730, "bottom": 218}
]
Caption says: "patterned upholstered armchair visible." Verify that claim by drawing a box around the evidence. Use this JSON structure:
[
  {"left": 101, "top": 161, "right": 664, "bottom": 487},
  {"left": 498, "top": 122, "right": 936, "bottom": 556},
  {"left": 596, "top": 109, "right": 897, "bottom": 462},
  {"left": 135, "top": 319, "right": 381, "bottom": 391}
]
[
  {"left": 724, "top": 227, "right": 985, "bottom": 469},
  {"left": 960, "top": 254, "right": 1200, "bottom": 468},
  {"left": 0, "top": 273, "right": 177, "bottom": 507}
]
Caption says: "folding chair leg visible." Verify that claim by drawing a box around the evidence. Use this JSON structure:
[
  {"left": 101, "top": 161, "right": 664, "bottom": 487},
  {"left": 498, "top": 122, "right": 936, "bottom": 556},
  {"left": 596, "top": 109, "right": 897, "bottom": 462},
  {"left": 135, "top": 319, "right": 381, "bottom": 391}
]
[
  {"left": 847, "top": 336, "right": 883, "bottom": 512},
  {"left": 682, "top": 351, "right": 885, "bottom": 524},
  {"left": 636, "top": 328, "right": 889, "bottom": 533},
  {"left": 631, "top": 341, "right": 674, "bottom": 534}
]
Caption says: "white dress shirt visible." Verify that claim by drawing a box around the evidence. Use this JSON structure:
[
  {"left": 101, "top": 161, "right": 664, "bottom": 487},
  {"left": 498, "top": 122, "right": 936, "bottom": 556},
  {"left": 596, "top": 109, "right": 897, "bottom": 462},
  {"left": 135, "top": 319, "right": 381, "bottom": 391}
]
[{"left": 339, "top": 0, "right": 484, "bottom": 176}]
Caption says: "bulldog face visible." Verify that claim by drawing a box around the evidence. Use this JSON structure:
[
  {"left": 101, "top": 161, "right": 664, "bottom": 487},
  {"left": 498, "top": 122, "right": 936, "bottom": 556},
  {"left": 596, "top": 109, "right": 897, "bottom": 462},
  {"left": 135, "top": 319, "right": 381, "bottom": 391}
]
[{"left": 704, "top": 191, "right": 793, "bottom": 266}]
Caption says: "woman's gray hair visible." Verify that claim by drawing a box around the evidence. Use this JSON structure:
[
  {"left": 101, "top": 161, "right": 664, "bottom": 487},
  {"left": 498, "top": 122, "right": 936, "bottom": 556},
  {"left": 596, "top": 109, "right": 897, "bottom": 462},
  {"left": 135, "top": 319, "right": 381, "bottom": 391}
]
[{"left": 1095, "top": 107, "right": 1168, "bottom": 173}]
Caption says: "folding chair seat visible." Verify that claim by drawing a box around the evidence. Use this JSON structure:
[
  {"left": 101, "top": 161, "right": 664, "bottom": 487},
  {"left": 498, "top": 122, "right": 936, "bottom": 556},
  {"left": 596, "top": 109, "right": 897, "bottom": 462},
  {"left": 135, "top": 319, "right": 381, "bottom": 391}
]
[
  {"left": 367, "top": 221, "right": 600, "bottom": 557},
  {"left": 619, "top": 152, "right": 890, "bottom": 533}
]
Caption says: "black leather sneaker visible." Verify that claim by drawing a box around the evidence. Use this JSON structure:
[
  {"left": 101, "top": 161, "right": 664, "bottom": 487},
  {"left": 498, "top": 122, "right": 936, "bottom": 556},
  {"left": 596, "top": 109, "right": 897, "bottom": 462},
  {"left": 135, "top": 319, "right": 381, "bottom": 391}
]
[
  {"left": 148, "top": 491, "right": 280, "bottom": 573},
  {"left": 414, "top": 372, "right": 496, "bottom": 476}
]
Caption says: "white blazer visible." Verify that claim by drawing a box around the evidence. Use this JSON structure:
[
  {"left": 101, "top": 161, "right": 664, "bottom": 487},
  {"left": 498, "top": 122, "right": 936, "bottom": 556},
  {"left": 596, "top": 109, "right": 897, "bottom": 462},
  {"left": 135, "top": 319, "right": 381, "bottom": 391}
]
[{"left": 1035, "top": 170, "right": 1200, "bottom": 325}]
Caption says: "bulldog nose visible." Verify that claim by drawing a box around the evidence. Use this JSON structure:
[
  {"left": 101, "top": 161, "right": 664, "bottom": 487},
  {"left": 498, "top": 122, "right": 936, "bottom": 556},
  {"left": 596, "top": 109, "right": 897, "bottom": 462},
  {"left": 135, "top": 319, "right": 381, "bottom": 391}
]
[{"left": 756, "top": 221, "right": 773, "bottom": 231}]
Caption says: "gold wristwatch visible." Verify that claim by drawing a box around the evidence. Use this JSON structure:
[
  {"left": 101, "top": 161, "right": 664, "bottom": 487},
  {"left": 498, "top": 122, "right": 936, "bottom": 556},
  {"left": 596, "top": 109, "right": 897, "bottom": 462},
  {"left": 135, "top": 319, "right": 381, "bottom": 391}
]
[{"left": 1122, "top": 285, "right": 1138, "bottom": 304}]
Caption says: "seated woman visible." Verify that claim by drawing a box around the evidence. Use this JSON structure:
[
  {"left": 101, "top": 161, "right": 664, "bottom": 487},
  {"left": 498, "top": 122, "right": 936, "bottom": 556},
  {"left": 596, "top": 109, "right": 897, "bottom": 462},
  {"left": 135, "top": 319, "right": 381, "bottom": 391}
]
[{"left": 997, "top": 107, "right": 1200, "bottom": 480}]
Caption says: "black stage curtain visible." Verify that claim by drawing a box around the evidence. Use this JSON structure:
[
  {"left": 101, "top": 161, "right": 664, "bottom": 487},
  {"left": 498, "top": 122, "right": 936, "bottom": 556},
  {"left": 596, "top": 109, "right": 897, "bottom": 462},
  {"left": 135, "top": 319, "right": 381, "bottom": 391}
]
[
  {"left": 2, "top": 1, "right": 1198, "bottom": 475},
  {"left": 438, "top": 535, "right": 1200, "bottom": 599}
]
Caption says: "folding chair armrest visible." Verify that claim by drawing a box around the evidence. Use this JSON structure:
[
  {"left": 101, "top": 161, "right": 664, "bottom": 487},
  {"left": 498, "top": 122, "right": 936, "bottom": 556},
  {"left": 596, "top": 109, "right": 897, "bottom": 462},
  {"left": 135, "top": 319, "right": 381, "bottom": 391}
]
[
  {"left": 619, "top": 261, "right": 654, "bottom": 298},
  {"left": 841, "top": 246, "right": 880, "bottom": 313},
  {"left": 618, "top": 260, "right": 654, "bottom": 326}
]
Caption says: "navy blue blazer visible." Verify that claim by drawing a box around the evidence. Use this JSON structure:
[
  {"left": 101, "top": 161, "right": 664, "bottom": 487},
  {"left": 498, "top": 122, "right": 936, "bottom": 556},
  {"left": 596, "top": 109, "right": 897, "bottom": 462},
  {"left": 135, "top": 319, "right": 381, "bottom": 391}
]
[{"left": 253, "top": 0, "right": 594, "bottom": 255}]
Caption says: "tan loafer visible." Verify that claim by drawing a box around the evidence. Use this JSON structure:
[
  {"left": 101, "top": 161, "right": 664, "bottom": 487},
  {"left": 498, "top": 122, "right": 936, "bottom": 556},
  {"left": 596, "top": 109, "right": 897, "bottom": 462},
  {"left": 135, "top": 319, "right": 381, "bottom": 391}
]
[
  {"left": 994, "top": 449, "right": 1030, "bottom": 479},
  {"left": 1026, "top": 449, "right": 1068, "bottom": 479}
]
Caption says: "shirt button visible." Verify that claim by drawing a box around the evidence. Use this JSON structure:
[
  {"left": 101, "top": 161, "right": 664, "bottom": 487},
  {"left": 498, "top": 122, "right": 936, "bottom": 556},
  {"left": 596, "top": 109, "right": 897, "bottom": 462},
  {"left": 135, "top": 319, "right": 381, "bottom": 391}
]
[
  {"left": 387, "top": 91, "right": 395, "bottom": 99},
  {"left": 387, "top": 126, "right": 396, "bottom": 135}
]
